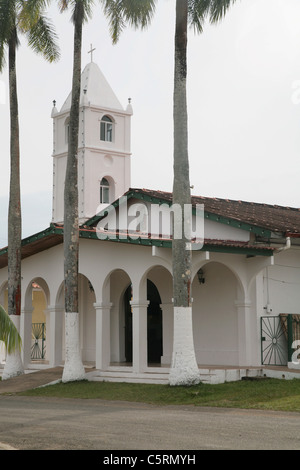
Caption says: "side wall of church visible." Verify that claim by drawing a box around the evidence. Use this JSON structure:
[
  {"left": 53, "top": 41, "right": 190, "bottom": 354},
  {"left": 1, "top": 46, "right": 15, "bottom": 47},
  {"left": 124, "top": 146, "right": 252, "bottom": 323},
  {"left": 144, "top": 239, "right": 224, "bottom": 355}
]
[{"left": 0, "top": 240, "right": 299, "bottom": 369}]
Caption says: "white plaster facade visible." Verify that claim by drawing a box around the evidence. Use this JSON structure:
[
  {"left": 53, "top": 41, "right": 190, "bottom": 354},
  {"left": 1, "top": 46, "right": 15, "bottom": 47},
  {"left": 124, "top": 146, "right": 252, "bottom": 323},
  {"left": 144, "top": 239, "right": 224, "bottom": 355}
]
[
  {"left": 1, "top": 61, "right": 300, "bottom": 384},
  {"left": 1, "top": 233, "right": 300, "bottom": 382}
]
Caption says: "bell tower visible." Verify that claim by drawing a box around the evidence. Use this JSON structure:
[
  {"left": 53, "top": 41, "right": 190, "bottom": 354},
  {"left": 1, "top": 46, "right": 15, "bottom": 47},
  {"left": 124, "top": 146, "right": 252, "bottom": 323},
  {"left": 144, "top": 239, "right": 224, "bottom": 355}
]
[{"left": 51, "top": 58, "right": 132, "bottom": 224}]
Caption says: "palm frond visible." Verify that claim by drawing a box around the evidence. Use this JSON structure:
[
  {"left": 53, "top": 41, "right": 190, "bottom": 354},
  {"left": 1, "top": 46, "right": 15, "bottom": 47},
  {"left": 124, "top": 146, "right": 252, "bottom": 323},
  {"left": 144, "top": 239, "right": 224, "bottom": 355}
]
[
  {"left": 18, "top": 0, "right": 52, "bottom": 28},
  {"left": 25, "top": 14, "right": 60, "bottom": 62},
  {"left": 208, "top": 0, "right": 237, "bottom": 24},
  {"left": 0, "top": 42, "right": 6, "bottom": 70},
  {"left": 100, "top": 0, "right": 157, "bottom": 44},
  {"left": 58, "top": 0, "right": 70, "bottom": 13},
  {"left": 100, "top": 0, "right": 126, "bottom": 44},
  {"left": 0, "top": 305, "right": 22, "bottom": 354},
  {"left": 187, "top": 0, "right": 237, "bottom": 33},
  {"left": 188, "top": 0, "right": 210, "bottom": 33},
  {"left": 0, "top": 0, "right": 16, "bottom": 71},
  {"left": 121, "top": 0, "right": 156, "bottom": 30}
]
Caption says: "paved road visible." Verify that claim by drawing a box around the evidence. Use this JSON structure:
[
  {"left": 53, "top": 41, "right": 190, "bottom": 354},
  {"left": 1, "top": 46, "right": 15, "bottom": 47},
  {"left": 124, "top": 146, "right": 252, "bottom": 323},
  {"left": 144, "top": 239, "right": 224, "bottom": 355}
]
[{"left": 0, "top": 395, "right": 299, "bottom": 451}]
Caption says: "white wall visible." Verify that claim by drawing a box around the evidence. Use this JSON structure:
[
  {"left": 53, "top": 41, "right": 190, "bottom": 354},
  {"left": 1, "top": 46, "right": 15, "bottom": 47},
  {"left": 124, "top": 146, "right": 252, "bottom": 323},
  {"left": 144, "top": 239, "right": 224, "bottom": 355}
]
[{"left": 263, "top": 249, "right": 300, "bottom": 316}]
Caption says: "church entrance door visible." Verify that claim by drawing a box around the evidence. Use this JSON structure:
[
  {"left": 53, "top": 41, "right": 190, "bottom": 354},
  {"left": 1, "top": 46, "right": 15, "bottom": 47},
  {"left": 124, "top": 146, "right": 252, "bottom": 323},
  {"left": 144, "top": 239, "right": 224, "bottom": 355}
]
[{"left": 124, "top": 280, "right": 162, "bottom": 364}]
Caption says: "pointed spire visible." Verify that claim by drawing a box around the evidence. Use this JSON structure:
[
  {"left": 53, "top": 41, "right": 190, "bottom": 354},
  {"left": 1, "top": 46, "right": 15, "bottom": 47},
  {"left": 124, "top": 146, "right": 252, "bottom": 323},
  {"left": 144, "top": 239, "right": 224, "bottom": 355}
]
[{"left": 60, "top": 62, "right": 123, "bottom": 112}]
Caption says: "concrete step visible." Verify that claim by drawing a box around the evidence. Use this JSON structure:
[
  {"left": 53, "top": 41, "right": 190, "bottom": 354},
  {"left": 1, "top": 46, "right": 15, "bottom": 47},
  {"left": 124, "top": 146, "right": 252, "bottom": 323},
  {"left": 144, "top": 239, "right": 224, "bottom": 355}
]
[
  {"left": 86, "top": 367, "right": 265, "bottom": 385},
  {"left": 88, "top": 370, "right": 169, "bottom": 384}
]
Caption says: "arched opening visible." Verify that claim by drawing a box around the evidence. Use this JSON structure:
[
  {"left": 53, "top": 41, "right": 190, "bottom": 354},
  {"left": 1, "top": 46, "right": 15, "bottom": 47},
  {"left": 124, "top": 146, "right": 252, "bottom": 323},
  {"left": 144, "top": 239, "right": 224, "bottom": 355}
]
[
  {"left": 123, "top": 280, "right": 162, "bottom": 364},
  {"left": 147, "top": 280, "right": 162, "bottom": 363},
  {"left": 124, "top": 284, "right": 132, "bottom": 363},
  {"left": 79, "top": 274, "right": 96, "bottom": 364},
  {"left": 31, "top": 282, "right": 47, "bottom": 361},
  {"left": 24, "top": 278, "right": 50, "bottom": 363},
  {"left": 55, "top": 274, "right": 96, "bottom": 365},
  {"left": 192, "top": 261, "right": 240, "bottom": 366},
  {"left": 31, "top": 282, "right": 47, "bottom": 324}
]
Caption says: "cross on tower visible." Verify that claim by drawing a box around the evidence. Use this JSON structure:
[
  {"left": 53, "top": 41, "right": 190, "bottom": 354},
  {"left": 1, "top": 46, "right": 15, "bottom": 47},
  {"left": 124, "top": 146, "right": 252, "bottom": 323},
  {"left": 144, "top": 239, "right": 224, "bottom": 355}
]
[{"left": 88, "top": 44, "right": 96, "bottom": 63}]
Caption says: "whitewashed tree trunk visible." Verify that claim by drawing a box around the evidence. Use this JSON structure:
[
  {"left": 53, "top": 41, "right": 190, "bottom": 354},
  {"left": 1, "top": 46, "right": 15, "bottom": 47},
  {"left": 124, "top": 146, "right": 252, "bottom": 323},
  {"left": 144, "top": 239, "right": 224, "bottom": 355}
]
[
  {"left": 169, "top": 0, "right": 200, "bottom": 386},
  {"left": 2, "top": 315, "right": 24, "bottom": 381},
  {"left": 62, "top": 312, "right": 85, "bottom": 382},
  {"left": 169, "top": 307, "right": 199, "bottom": 385},
  {"left": 2, "top": 351, "right": 24, "bottom": 380}
]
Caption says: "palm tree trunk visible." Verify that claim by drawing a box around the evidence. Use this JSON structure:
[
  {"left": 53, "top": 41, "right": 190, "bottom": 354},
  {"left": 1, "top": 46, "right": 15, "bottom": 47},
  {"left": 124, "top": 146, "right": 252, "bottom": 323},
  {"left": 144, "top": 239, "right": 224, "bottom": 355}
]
[
  {"left": 62, "top": 2, "right": 85, "bottom": 383},
  {"left": 169, "top": 0, "right": 200, "bottom": 386},
  {"left": 3, "top": 28, "right": 24, "bottom": 380}
]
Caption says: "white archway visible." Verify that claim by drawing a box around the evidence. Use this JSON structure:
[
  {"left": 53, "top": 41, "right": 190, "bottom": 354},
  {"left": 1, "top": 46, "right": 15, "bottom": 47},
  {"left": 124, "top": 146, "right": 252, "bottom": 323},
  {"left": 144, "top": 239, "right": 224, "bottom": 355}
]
[
  {"left": 22, "top": 277, "right": 50, "bottom": 366},
  {"left": 192, "top": 261, "right": 248, "bottom": 366}
]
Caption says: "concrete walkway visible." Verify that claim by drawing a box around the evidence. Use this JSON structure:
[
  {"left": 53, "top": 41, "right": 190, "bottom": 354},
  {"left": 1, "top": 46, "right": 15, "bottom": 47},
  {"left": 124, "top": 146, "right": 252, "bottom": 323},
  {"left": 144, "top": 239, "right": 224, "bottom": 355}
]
[{"left": 0, "top": 367, "right": 63, "bottom": 394}]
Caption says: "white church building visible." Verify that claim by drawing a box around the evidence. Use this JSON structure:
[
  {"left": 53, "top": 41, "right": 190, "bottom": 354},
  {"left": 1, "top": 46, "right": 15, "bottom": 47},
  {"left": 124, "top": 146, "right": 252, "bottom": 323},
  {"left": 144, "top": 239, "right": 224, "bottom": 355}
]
[{"left": 1, "top": 60, "right": 300, "bottom": 384}]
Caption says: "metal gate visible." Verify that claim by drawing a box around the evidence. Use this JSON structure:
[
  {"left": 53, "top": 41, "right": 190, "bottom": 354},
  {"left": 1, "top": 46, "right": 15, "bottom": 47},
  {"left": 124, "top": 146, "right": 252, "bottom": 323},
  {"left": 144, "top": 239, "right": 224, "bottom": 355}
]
[
  {"left": 31, "top": 323, "right": 46, "bottom": 360},
  {"left": 261, "top": 316, "right": 288, "bottom": 366}
]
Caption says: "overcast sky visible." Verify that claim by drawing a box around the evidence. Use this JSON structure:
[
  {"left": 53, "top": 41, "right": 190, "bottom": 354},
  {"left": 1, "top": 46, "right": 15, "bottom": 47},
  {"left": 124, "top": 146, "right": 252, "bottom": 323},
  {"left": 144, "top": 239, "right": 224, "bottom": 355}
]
[{"left": 1, "top": 0, "right": 300, "bottom": 248}]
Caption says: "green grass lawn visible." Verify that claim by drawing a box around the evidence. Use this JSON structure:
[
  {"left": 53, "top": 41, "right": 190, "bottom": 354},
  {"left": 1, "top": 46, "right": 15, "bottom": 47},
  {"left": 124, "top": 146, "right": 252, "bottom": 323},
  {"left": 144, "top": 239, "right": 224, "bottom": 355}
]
[{"left": 21, "top": 378, "right": 300, "bottom": 412}]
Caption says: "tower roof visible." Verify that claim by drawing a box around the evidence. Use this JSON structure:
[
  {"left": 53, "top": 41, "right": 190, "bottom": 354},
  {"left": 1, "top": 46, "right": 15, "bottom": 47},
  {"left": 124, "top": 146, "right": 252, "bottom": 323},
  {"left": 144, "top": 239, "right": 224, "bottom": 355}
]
[{"left": 60, "top": 62, "right": 124, "bottom": 113}]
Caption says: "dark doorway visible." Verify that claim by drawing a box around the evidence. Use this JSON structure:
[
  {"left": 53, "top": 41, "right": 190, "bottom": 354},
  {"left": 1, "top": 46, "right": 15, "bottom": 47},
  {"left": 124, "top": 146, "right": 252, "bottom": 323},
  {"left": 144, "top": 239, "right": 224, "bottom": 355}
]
[
  {"left": 124, "top": 280, "right": 162, "bottom": 364},
  {"left": 124, "top": 284, "right": 133, "bottom": 363}
]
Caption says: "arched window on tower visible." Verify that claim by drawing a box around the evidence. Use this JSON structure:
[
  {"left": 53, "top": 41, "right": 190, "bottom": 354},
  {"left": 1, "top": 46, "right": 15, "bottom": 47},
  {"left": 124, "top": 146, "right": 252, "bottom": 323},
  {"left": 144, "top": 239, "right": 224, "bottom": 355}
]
[
  {"left": 100, "top": 115, "right": 113, "bottom": 142},
  {"left": 100, "top": 178, "right": 110, "bottom": 204}
]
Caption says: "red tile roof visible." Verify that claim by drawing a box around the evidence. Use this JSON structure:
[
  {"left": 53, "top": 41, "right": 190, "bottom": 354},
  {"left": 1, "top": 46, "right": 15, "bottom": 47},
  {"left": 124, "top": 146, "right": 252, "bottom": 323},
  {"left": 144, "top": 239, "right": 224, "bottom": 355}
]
[{"left": 129, "top": 188, "right": 300, "bottom": 236}]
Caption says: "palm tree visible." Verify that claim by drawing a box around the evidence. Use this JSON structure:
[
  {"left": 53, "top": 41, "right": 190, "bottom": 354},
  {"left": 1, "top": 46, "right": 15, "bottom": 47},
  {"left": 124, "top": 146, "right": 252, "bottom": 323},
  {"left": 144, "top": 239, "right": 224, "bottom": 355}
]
[
  {"left": 169, "top": 0, "right": 237, "bottom": 385},
  {"left": 0, "top": 0, "right": 59, "bottom": 380},
  {"left": 0, "top": 305, "right": 21, "bottom": 354},
  {"left": 58, "top": 0, "right": 86, "bottom": 383},
  {"left": 59, "top": 0, "right": 156, "bottom": 383}
]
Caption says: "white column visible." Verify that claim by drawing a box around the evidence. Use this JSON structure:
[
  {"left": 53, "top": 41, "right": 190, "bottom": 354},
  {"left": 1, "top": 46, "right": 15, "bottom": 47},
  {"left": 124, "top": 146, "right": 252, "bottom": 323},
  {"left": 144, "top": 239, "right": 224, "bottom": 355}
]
[
  {"left": 46, "top": 306, "right": 64, "bottom": 367},
  {"left": 160, "top": 302, "right": 173, "bottom": 365},
  {"left": 94, "top": 302, "right": 112, "bottom": 370},
  {"left": 130, "top": 300, "right": 149, "bottom": 373},
  {"left": 235, "top": 300, "right": 252, "bottom": 366},
  {"left": 20, "top": 308, "right": 33, "bottom": 368}
]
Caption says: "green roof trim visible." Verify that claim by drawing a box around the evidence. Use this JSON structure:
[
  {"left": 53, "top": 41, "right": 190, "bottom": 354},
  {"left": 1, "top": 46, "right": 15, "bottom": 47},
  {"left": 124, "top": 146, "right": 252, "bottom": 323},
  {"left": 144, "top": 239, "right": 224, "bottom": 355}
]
[
  {"left": 0, "top": 224, "right": 63, "bottom": 257},
  {"left": 0, "top": 222, "right": 273, "bottom": 267},
  {"left": 79, "top": 228, "right": 273, "bottom": 256}
]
